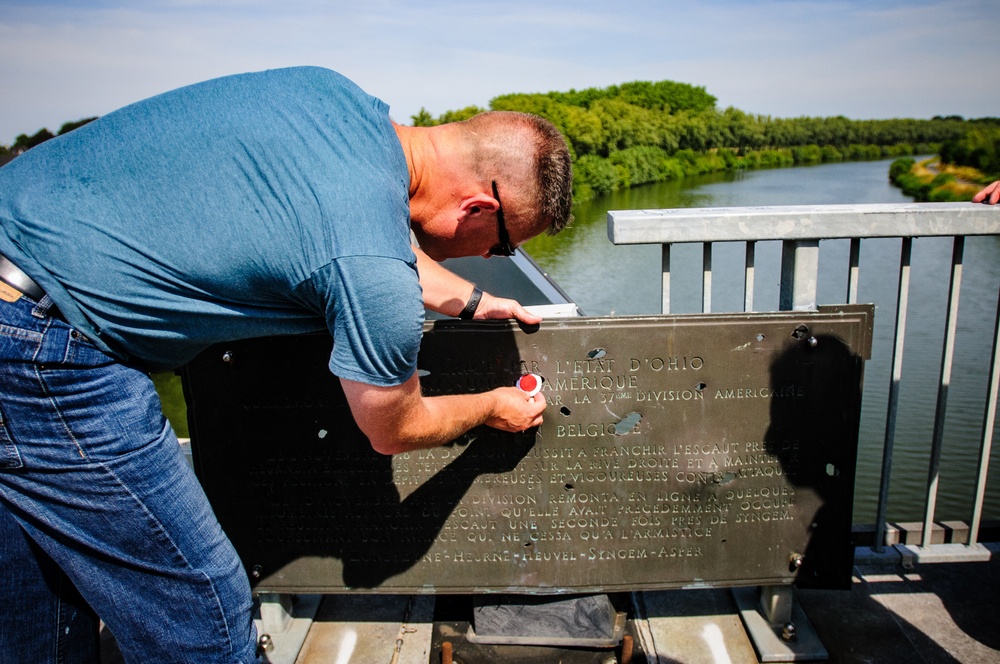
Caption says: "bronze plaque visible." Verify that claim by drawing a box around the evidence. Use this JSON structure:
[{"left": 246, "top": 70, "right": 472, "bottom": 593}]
[{"left": 183, "top": 306, "right": 872, "bottom": 593}]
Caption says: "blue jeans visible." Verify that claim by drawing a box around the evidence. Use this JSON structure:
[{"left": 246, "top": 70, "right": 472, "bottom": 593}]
[{"left": 0, "top": 294, "right": 259, "bottom": 663}]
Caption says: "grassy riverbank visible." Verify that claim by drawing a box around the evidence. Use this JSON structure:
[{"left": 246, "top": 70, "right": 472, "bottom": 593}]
[{"left": 889, "top": 157, "right": 992, "bottom": 202}]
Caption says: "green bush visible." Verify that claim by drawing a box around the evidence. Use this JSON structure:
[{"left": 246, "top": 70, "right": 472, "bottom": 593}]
[
  {"left": 884, "top": 144, "right": 915, "bottom": 158},
  {"left": 609, "top": 146, "right": 670, "bottom": 186},
  {"left": 660, "top": 158, "right": 686, "bottom": 180},
  {"left": 844, "top": 144, "right": 883, "bottom": 160},
  {"left": 791, "top": 145, "right": 823, "bottom": 164},
  {"left": 573, "top": 154, "right": 621, "bottom": 197},
  {"left": 821, "top": 145, "right": 844, "bottom": 162},
  {"left": 888, "top": 158, "right": 916, "bottom": 183}
]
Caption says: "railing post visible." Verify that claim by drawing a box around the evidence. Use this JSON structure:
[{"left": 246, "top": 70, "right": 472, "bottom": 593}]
[
  {"left": 661, "top": 244, "right": 671, "bottom": 314},
  {"left": 922, "top": 237, "right": 965, "bottom": 548},
  {"left": 744, "top": 240, "right": 756, "bottom": 312},
  {"left": 847, "top": 238, "right": 861, "bottom": 304},
  {"left": 779, "top": 240, "right": 819, "bottom": 311},
  {"left": 875, "top": 238, "right": 912, "bottom": 552},
  {"left": 702, "top": 242, "right": 713, "bottom": 313}
]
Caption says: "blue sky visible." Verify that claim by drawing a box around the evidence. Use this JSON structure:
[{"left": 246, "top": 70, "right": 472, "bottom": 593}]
[{"left": 1, "top": 0, "right": 997, "bottom": 142}]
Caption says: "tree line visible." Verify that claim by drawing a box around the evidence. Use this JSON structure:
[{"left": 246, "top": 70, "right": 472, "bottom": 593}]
[
  {"left": 939, "top": 123, "right": 1000, "bottom": 176},
  {"left": 0, "top": 117, "right": 98, "bottom": 163},
  {"left": 413, "top": 80, "right": 988, "bottom": 202}
]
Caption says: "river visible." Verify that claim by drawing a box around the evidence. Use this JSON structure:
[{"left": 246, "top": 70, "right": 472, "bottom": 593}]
[{"left": 523, "top": 158, "right": 1000, "bottom": 526}]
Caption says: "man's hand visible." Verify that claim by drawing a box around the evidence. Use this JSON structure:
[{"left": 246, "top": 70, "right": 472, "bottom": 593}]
[
  {"left": 475, "top": 292, "right": 543, "bottom": 326},
  {"left": 484, "top": 387, "right": 546, "bottom": 431},
  {"left": 973, "top": 181, "right": 1000, "bottom": 205}
]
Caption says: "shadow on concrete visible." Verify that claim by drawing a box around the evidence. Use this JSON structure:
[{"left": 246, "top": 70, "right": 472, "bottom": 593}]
[{"left": 799, "top": 554, "right": 1000, "bottom": 662}]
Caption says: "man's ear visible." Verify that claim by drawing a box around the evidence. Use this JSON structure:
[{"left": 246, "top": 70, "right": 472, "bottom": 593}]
[{"left": 458, "top": 193, "right": 498, "bottom": 221}]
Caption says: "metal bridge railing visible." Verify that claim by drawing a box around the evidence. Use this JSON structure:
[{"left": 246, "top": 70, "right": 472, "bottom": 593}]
[{"left": 608, "top": 202, "right": 1000, "bottom": 558}]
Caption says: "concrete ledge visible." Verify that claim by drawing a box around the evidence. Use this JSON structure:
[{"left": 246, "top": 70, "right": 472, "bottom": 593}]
[
  {"left": 895, "top": 543, "right": 993, "bottom": 566},
  {"left": 853, "top": 542, "right": 996, "bottom": 567},
  {"left": 852, "top": 546, "right": 903, "bottom": 566}
]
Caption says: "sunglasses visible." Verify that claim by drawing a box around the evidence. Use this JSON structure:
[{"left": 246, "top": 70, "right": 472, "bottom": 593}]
[{"left": 489, "top": 180, "right": 515, "bottom": 257}]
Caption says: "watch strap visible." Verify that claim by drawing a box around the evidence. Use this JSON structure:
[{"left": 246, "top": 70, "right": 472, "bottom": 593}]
[{"left": 459, "top": 286, "right": 483, "bottom": 319}]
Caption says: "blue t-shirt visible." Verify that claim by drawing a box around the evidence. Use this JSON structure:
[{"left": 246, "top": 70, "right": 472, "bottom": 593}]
[{"left": 0, "top": 67, "right": 423, "bottom": 384}]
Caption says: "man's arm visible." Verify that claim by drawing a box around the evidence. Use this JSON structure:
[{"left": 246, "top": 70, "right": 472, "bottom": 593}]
[
  {"left": 340, "top": 373, "right": 546, "bottom": 455},
  {"left": 413, "top": 245, "right": 542, "bottom": 324}
]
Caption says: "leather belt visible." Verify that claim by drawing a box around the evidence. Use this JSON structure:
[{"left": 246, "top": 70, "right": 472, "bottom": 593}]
[{"left": 0, "top": 254, "right": 46, "bottom": 301}]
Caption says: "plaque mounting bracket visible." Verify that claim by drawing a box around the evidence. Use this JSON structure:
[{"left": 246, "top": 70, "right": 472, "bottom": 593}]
[
  {"left": 253, "top": 593, "right": 321, "bottom": 664},
  {"left": 732, "top": 586, "right": 828, "bottom": 662}
]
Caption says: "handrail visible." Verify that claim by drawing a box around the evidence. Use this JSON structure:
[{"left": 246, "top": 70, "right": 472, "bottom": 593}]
[
  {"left": 608, "top": 202, "right": 1000, "bottom": 244},
  {"left": 608, "top": 202, "right": 1000, "bottom": 555}
]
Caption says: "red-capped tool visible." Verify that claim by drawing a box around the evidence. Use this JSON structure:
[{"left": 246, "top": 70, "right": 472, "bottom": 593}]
[{"left": 517, "top": 373, "right": 543, "bottom": 397}]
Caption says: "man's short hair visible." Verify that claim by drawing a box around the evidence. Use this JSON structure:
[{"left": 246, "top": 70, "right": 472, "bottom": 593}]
[{"left": 462, "top": 111, "right": 573, "bottom": 236}]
